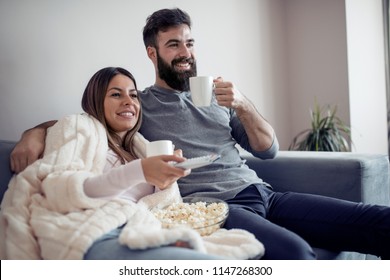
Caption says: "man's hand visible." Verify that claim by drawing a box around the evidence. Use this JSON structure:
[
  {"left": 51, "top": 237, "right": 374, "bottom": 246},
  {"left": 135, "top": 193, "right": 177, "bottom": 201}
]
[
  {"left": 213, "top": 77, "right": 246, "bottom": 110},
  {"left": 213, "top": 77, "right": 275, "bottom": 152},
  {"left": 10, "top": 120, "right": 57, "bottom": 173}
]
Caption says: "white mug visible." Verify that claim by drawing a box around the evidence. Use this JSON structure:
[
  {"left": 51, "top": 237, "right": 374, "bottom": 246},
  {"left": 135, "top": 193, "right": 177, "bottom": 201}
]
[
  {"left": 189, "top": 76, "right": 214, "bottom": 107},
  {"left": 146, "top": 140, "right": 173, "bottom": 157}
]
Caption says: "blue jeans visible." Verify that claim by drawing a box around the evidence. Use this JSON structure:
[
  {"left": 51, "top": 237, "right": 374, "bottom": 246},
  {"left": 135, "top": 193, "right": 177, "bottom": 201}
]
[
  {"left": 224, "top": 184, "right": 390, "bottom": 260},
  {"left": 84, "top": 226, "right": 223, "bottom": 260}
]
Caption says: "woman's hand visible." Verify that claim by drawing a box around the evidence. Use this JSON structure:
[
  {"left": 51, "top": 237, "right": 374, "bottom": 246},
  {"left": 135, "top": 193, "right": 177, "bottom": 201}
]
[{"left": 141, "top": 153, "right": 190, "bottom": 190}]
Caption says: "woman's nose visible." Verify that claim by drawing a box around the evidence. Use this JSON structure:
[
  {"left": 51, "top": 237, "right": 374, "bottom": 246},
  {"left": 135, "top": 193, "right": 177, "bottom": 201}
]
[{"left": 123, "top": 95, "right": 134, "bottom": 106}]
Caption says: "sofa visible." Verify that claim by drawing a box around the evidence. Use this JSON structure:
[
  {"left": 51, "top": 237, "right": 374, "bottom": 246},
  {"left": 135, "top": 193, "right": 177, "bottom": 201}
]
[{"left": 1, "top": 139, "right": 389, "bottom": 259}]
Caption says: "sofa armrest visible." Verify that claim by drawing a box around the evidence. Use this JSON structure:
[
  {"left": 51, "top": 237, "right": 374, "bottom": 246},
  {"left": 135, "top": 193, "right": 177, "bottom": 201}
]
[{"left": 243, "top": 151, "right": 390, "bottom": 206}]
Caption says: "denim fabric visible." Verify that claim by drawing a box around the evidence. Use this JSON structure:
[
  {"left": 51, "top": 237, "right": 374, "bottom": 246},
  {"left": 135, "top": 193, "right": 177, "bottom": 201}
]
[{"left": 84, "top": 226, "right": 224, "bottom": 260}]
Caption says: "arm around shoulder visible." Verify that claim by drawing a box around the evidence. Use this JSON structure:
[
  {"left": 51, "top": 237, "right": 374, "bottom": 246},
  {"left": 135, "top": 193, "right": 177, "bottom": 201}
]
[{"left": 10, "top": 120, "right": 57, "bottom": 173}]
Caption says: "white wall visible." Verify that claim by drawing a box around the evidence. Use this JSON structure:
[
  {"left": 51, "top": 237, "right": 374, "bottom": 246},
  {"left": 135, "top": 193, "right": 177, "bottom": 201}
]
[
  {"left": 0, "top": 0, "right": 290, "bottom": 147},
  {"left": 0, "top": 0, "right": 388, "bottom": 154},
  {"left": 345, "top": 0, "right": 388, "bottom": 153}
]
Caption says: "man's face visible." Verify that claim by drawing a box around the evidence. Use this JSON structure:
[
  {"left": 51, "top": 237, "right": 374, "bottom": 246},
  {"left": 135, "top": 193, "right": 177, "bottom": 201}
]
[{"left": 155, "top": 24, "right": 197, "bottom": 91}]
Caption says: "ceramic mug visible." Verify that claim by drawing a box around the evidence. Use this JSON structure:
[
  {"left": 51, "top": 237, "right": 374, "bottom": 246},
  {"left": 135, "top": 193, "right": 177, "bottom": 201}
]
[
  {"left": 146, "top": 140, "right": 174, "bottom": 157},
  {"left": 189, "top": 76, "right": 214, "bottom": 107}
]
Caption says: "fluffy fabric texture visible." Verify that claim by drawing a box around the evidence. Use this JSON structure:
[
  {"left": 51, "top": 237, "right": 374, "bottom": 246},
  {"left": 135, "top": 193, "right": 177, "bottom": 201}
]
[{"left": 0, "top": 114, "right": 264, "bottom": 260}]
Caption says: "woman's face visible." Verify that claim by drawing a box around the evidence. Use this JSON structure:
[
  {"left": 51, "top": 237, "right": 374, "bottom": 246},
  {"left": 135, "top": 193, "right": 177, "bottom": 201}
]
[{"left": 104, "top": 74, "right": 140, "bottom": 138}]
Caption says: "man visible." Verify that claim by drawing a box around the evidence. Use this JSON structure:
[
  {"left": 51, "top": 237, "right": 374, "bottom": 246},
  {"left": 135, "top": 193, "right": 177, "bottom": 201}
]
[{"left": 10, "top": 8, "right": 390, "bottom": 259}]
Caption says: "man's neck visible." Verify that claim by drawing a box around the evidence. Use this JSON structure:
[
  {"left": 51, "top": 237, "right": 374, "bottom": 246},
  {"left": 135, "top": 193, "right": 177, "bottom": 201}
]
[{"left": 154, "top": 78, "right": 177, "bottom": 92}]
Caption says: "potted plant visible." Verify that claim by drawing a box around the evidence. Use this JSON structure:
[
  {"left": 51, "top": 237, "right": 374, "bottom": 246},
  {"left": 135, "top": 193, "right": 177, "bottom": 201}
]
[{"left": 288, "top": 102, "right": 351, "bottom": 152}]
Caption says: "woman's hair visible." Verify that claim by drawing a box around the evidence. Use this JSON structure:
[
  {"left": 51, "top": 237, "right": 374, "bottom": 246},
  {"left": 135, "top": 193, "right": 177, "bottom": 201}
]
[
  {"left": 143, "top": 8, "right": 192, "bottom": 49},
  {"left": 81, "top": 67, "right": 142, "bottom": 163}
]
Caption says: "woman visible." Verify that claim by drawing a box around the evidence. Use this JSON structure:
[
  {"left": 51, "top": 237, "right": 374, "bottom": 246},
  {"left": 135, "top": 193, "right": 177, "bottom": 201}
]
[
  {"left": 78, "top": 67, "right": 207, "bottom": 259},
  {"left": 80, "top": 67, "right": 189, "bottom": 202},
  {"left": 1, "top": 67, "right": 263, "bottom": 260}
]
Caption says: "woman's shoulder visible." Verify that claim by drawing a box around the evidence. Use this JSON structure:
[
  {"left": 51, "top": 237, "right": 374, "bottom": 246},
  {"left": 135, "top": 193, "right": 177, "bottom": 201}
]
[
  {"left": 48, "top": 113, "right": 105, "bottom": 140},
  {"left": 59, "top": 113, "right": 94, "bottom": 122},
  {"left": 45, "top": 113, "right": 107, "bottom": 156},
  {"left": 55, "top": 113, "right": 100, "bottom": 128}
]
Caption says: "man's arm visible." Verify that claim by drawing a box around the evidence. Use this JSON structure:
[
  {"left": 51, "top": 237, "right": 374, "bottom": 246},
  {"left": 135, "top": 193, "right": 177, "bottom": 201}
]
[
  {"left": 233, "top": 96, "right": 275, "bottom": 151},
  {"left": 10, "top": 120, "right": 57, "bottom": 173},
  {"left": 213, "top": 78, "right": 275, "bottom": 152}
]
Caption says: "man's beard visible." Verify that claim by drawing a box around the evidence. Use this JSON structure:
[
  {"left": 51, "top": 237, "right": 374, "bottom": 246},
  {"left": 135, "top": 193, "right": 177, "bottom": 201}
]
[{"left": 157, "top": 52, "right": 197, "bottom": 91}]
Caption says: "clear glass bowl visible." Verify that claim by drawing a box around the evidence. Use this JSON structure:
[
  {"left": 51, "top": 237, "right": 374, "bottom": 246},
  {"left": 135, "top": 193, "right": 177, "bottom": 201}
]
[{"left": 153, "top": 197, "right": 229, "bottom": 236}]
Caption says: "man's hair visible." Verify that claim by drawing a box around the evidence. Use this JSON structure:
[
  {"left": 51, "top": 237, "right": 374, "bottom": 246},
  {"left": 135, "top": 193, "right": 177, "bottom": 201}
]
[{"left": 143, "top": 8, "right": 192, "bottom": 49}]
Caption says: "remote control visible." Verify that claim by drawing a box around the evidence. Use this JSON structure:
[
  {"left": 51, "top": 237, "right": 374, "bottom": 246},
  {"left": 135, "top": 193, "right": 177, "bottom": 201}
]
[{"left": 174, "top": 154, "right": 220, "bottom": 169}]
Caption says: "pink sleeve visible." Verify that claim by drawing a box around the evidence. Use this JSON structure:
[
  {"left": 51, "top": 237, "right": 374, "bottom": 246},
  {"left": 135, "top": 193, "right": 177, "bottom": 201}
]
[{"left": 83, "top": 159, "right": 147, "bottom": 199}]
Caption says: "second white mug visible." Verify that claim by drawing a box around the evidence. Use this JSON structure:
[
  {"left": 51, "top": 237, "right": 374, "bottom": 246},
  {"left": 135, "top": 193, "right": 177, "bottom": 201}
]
[{"left": 146, "top": 140, "right": 173, "bottom": 157}]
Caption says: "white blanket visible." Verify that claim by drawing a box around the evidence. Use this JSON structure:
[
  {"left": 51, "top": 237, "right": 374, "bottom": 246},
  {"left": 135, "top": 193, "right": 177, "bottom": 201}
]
[{"left": 0, "top": 114, "right": 264, "bottom": 260}]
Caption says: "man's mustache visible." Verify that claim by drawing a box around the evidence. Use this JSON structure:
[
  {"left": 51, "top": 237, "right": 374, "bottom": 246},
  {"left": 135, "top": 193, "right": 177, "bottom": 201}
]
[{"left": 172, "top": 57, "right": 194, "bottom": 65}]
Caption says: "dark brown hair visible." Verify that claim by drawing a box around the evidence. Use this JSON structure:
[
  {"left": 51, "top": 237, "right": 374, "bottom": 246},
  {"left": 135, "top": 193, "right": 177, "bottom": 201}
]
[
  {"left": 81, "top": 67, "right": 142, "bottom": 163},
  {"left": 143, "top": 8, "right": 192, "bottom": 49}
]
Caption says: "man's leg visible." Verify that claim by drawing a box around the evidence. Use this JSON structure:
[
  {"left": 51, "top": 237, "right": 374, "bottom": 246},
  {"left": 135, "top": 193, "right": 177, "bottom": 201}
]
[
  {"left": 266, "top": 190, "right": 390, "bottom": 259},
  {"left": 225, "top": 185, "right": 316, "bottom": 260},
  {"left": 225, "top": 205, "right": 317, "bottom": 259}
]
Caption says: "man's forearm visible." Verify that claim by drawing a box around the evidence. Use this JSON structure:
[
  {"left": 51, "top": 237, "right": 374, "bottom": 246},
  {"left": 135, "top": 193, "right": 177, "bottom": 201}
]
[
  {"left": 20, "top": 120, "right": 58, "bottom": 142},
  {"left": 11, "top": 120, "right": 58, "bottom": 173},
  {"left": 25, "top": 120, "right": 58, "bottom": 135},
  {"left": 235, "top": 99, "right": 274, "bottom": 152}
]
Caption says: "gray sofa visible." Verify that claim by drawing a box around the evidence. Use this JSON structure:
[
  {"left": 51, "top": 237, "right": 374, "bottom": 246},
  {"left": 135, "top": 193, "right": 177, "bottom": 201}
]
[{"left": 1, "top": 139, "right": 389, "bottom": 259}]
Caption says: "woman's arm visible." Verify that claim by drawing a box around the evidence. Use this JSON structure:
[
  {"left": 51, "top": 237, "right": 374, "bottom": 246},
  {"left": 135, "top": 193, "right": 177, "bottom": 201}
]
[{"left": 84, "top": 155, "right": 189, "bottom": 199}]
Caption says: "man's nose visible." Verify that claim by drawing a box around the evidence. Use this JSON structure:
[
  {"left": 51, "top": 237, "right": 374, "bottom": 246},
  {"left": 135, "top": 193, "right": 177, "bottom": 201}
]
[{"left": 178, "top": 44, "right": 191, "bottom": 57}]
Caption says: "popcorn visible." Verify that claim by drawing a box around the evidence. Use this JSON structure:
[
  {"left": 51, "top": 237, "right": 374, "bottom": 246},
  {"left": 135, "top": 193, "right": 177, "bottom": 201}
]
[{"left": 152, "top": 200, "right": 228, "bottom": 236}]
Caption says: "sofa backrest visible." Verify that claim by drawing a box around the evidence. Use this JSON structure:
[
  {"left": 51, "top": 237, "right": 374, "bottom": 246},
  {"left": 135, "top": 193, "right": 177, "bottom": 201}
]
[{"left": 0, "top": 140, "right": 16, "bottom": 202}]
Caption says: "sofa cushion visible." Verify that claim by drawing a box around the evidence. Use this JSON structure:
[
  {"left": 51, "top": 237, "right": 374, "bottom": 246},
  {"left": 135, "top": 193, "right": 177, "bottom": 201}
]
[
  {"left": 0, "top": 140, "right": 16, "bottom": 201},
  {"left": 244, "top": 151, "right": 390, "bottom": 206}
]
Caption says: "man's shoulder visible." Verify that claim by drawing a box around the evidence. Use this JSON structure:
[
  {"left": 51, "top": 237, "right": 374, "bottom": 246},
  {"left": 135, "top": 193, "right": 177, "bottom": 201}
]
[
  {"left": 141, "top": 86, "right": 153, "bottom": 94},
  {"left": 139, "top": 86, "right": 153, "bottom": 100}
]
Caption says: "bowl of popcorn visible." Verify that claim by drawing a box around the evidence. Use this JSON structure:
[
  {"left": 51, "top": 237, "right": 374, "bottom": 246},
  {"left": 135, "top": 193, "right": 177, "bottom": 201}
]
[{"left": 152, "top": 197, "right": 229, "bottom": 236}]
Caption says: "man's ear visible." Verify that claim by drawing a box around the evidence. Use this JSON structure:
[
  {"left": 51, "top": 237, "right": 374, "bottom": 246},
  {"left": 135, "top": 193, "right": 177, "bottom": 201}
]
[{"left": 147, "top": 46, "right": 157, "bottom": 60}]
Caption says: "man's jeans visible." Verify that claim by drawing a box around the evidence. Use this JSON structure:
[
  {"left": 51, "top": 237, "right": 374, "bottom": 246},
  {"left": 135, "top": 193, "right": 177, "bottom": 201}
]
[{"left": 225, "top": 184, "right": 390, "bottom": 260}]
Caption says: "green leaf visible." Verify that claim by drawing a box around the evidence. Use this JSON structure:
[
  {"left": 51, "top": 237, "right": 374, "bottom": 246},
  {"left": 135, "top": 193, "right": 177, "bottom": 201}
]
[{"left": 289, "top": 102, "right": 351, "bottom": 152}]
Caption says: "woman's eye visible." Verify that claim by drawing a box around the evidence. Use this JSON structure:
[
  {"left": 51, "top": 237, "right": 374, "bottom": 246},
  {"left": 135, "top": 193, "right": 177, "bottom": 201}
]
[
  {"left": 130, "top": 93, "right": 138, "bottom": 99},
  {"left": 111, "top": 92, "right": 120, "bottom": 97}
]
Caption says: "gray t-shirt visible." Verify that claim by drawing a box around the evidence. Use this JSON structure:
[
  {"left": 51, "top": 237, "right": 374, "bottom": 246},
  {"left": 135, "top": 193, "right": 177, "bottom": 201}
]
[{"left": 139, "top": 85, "right": 278, "bottom": 200}]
